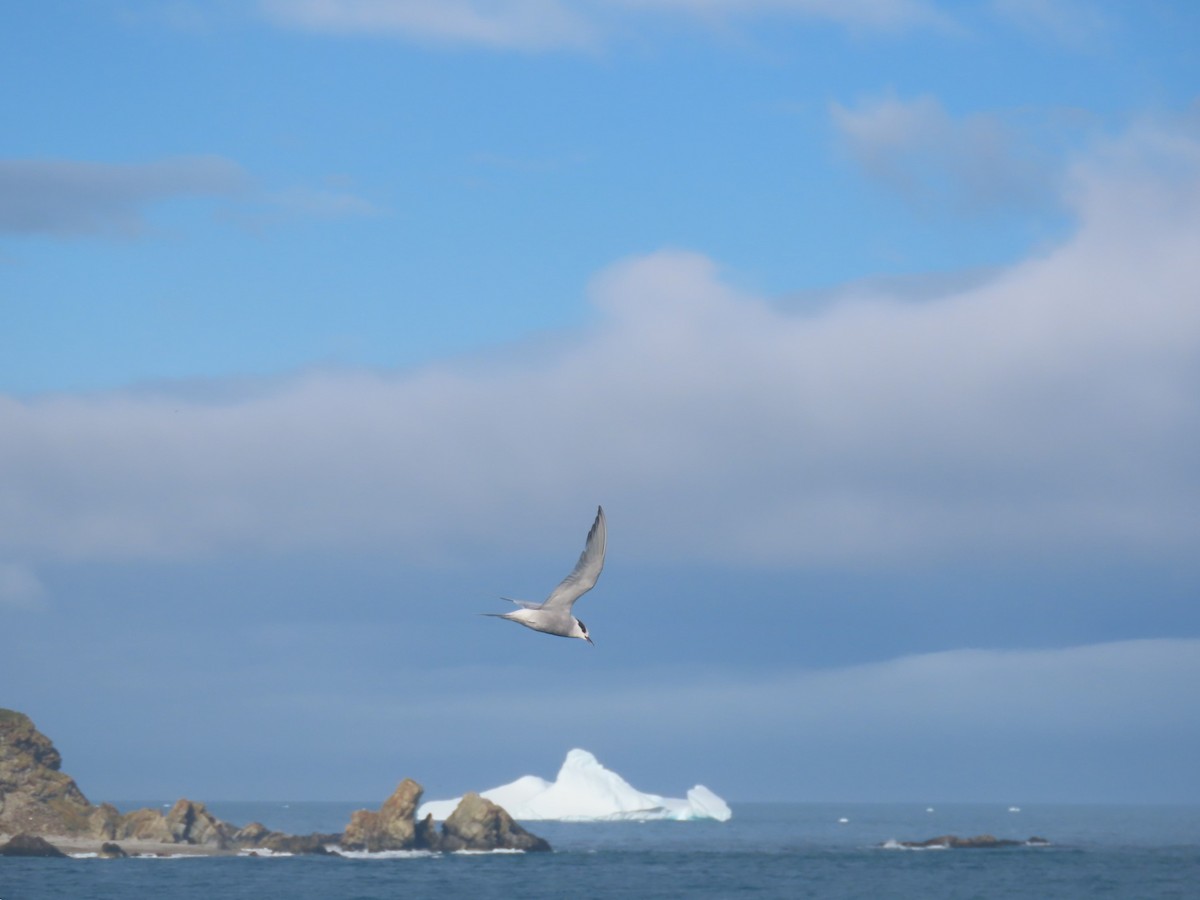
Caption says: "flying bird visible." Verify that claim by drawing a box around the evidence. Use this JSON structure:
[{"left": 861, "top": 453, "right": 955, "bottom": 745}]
[{"left": 485, "top": 506, "right": 606, "bottom": 645}]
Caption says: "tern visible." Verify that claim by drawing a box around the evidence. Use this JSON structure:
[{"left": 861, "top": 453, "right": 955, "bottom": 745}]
[{"left": 485, "top": 506, "right": 606, "bottom": 645}]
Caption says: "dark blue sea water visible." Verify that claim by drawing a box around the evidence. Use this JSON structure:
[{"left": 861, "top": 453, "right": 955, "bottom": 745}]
[{"left": 3, "top": 803, "right": 1198, "bottom": 900}]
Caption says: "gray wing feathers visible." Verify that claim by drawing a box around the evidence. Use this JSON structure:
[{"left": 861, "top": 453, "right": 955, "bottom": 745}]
[{"left": 541, "top": 506, "right": 606, "bottom": 612}]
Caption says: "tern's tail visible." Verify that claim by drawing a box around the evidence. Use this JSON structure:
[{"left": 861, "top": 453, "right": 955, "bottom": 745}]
[{"left": 500, "top": 596, "right": 540, "bottom": 609}]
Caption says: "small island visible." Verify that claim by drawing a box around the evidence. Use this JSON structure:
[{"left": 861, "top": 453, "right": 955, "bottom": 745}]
[{"left": 0, "top": 708, "right": 549, "bottom": 857}]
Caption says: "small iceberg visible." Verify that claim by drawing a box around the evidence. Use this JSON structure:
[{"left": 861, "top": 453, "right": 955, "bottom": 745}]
[{"left": 419, "top": 749, "right": 731, "bottom": 822}]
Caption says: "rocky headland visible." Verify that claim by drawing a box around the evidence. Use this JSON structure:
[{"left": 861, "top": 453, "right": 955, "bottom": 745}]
[{"left": 0, "top": 708, "right": 549, "bottom": 858}]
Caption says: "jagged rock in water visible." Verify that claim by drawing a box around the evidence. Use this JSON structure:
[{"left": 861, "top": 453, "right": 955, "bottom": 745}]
[
  {"left": 439, "top": 792, "right": 551, "bottom": 853},
  {"left": 260, "top": 831, "right": 340, "bottom": 854},
  {"left": 341, "top": 778, "right": 426, "bottom": 851},
  {"left": 234, "top": 820, "right": 339, "bottom": 855},
  {"left": 165, "top": 799, "right": 234, "bottom": 848},
  {"left": 0, "top": 709, "right": 95, "bottom": 836},
  {"left": 98, "top": 841, "right": 128, "bottom": 858},
  {"left": 234, "top": 821, "right": 271, "bottom": 845},
  {"left": 891, "top": 834, "right": 1049, "bottom": 849},
  {"left": 0, "top": 833, "right": 68, "bottom": 857}
]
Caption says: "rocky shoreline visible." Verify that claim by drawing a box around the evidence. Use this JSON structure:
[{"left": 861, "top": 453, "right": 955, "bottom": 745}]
[{"left": 0, "top": 708, "right": 550, "bottom": 858}]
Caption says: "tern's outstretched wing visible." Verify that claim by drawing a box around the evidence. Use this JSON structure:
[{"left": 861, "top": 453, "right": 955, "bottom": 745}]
[{"left": 540, "top": 506, "right": 606, "bottom": 612}]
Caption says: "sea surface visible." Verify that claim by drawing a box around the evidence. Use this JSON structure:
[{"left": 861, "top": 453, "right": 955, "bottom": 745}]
[{"left": 3, "top": 802, "right": 1198, "bottom": 900}]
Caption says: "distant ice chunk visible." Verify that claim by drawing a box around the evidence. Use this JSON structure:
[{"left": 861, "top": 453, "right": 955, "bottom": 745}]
[{"left": 419, "top": 749, "right": 731, "bottom": 822}]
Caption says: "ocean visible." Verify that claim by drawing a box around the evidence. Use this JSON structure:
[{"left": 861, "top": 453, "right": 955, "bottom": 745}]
[{"left": 3, "top": 802, "right": 1198, "bottom": 899}]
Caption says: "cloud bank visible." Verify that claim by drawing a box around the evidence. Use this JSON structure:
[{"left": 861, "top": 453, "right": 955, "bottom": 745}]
[
  {"left": 831, "top": 94, "right": 1061, "bottom": 216},
  {"left": 0, "top": 156, "right": 378, "bottom": 239},
  {"left": 0, "top": 157, "right": 249, "bottom": 237},
  {"left": 1, "top": 123, "right": 1198, "bottom": 573},
  {"left": 157, "top": 636, "right": 1199, "bottom": 800}
]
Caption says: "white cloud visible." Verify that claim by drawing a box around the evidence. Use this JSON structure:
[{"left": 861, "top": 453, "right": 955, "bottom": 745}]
[
  {"left": 1, "top": 122, "right": 1198, "bottom": 570},
  {"left": 257, "top": 0, "right": 948, "bottom": 49},
  {"left": 830, "top": 94, "right": 1060, "bottom": 216}
]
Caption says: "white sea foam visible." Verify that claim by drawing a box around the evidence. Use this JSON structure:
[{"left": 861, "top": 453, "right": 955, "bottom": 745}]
[
  {"left": 880, "top": 839, "right": 948, "bottom": 851},
  {"left": 132, "top": 853, "right": 196, "bottom": 859},
  {"left": 452, "top": 848, "right": 526, "bottom": 855},
  {"left": 419, "top": 749, "right": 732, "bottom": 823},
  {"left": 331, "top": 848, "right": 439, "bottom": 860}
]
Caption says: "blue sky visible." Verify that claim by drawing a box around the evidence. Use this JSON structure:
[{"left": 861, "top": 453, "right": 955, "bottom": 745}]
[{"left": 3, "top": 1, "right": 1199, "bottom": 807}]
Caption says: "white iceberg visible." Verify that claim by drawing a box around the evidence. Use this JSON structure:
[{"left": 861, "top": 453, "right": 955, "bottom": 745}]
[{"left": 419, "top": 749, "right": 731, "bottom": 822}]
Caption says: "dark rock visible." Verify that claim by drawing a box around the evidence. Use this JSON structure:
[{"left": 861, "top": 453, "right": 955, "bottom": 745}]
[
  {"left": 259, "top": 832, "right": 340, "bottom": 855},
  {"left": 890, "top": 833, "right": 1048, "bottom": 849},
  {"left": 98, "top": 841, "right": 128, "bottom": 858},
  {"left": 415, "top": 812, "right": 440, "bottom": 850},
  {"left": 438, "top": 792, "right": 551, "bottom": 853},
  {"left": 0, "top": 833, "right": 68, "bottom": 857},
  {"left": 233, "top": 820, "right": 340, "bottom": 855}
]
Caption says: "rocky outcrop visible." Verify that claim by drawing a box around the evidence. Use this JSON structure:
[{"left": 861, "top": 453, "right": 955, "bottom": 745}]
[
  {"left": 339, "top": 782, "right": 551, "bottom": 853},
  {"left": 234, "top": 821, "right": 340, "bottom": 855},
  {"left": 439, "top": 792, "right": 551, "bottom": 852},
  {"left": 0, "top": 709, "right": 94, "bottom": 836},
  {"left": 1, "top": 707, "right": 550, "bottom": 856},
  {"left": 0, "top": 833, "right": 69, "bottom": 857},
  {"left": 890, "top": 834, "right": 1050, "bottom": 849},
  {"left": 342, "top": 778, "right": 427, "bottom": 851},
  {"left": 164, "top": 799, "right": 236, "bottom": 848}
]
